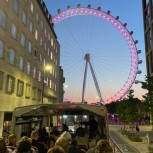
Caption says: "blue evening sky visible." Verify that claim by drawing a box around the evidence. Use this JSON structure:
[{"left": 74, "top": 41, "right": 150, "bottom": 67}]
[{"left": 44, "top": 0, "right": 146, "bottom": 103}]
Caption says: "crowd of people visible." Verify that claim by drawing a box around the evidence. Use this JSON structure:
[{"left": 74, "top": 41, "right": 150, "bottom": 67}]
[{"left": 0, "top": 121, "right": 112, "bottom": 153}]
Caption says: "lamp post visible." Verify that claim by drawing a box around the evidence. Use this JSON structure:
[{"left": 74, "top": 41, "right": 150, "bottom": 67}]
[{"left": 42, "top": 65, "right": 52, "bottom": 104}]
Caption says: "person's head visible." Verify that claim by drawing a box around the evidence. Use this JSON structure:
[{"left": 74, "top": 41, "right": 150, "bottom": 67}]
[
  {"left": 95, "top": 139, "right": 112, "bottom": 153},
  {"left": 62, "top": 124, "right": 68, "bottom": 132},
  {"left": 8, "top": 134, "right": 16, "bottom": 146},
  {"left": 47, "top": 146, "right": 65, "bottom": 153},
  {"left": 55, "top": 137, "right": 69, "bottom": 153},
  {"left": 60, "top": 131, "right": 72, "bottom": 142},
  {"left": 30, "top": 130, "right": 39, "bottom": 140},
  {"left": 17, "top": 136, "right": 31, "bottom": 153},
  {"left": 0, "top": 137, "right": 7, "bottom": 153},
  {"left": 76, "top": 127, "right": 85, "bottom": 137}
]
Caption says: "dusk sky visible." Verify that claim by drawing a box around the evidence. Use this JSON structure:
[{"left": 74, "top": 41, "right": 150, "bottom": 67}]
[{"left": 44, "top": 0, "right": 147, "bottom": 103}]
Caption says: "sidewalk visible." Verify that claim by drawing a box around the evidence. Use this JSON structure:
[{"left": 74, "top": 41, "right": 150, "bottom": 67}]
[{"left": 110, "top": 125, "right": 153, "bottom": 153}]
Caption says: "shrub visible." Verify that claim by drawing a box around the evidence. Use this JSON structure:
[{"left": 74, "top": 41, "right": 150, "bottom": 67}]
[
  {"left": 121, "top": 130, "right": 142, "bottom": 142},
  {"left": 148, "top": 146, "right": 153, "bottom": 153}
]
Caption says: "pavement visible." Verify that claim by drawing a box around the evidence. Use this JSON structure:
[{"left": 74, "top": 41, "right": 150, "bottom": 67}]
[{"left": 109, "top": 125, "right": 153, "bottom": 153}]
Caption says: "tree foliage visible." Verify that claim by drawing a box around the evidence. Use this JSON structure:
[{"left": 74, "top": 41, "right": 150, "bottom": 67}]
[
  {"left": 140, "top": 76, "right": 153, "bottom": 129},
  {"left": 117, "top": 90, "right": 142, "bottom": 124}
]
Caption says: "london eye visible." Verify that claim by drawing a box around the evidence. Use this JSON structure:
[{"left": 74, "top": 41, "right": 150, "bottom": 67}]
[{"left": 52, "top": 5, "right": 142, "bottom": 104}]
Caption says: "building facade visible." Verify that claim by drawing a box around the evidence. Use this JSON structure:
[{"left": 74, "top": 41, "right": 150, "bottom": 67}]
[
  {"left": 142, "top": 0, "right": 153, "bottom": 76},
  {"left": 0, "top": 0, "right": 64, "bottom": 136}
]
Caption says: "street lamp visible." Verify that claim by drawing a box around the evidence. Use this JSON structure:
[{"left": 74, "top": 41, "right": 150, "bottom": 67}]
[{"left": 42, "top": 65, "right": 52, "bottom": 104}]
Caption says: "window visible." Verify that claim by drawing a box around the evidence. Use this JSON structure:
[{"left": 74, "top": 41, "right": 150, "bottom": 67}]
[
  {"left": 51, "top": 38, "right": 53, "bottom": 46},
  {"left": 12, "top": 0, "right": 19, "bottom": 14},
  {"left": 50, "top": 51, "right": 53, "bottom": 60},
  {"left": 56, "top": 47, "right": 58, "bottom": 54},
  {"left": 17, "top": 80, "right": 24, "bottom": 96},
  {"left": 45, "top": 77, "right": 49, "bottom": 86},
  {"left": 44, "top": 28, "right": 47, "bottom": 36},
  {"left": 30, "top": 1, "right": 34, "bottom": 13},
  {"left": 49, "top": 80, "right": 52, "bottom": 89},
  {"left": 47, "top": 48, "right": 50, "bottom": 56},
  {"left": 22, "top": 11, "right": 26, "bottom": 24},
  {"left": 33, "top": 67, "right": 36, "bottom": 78},
  {"left": 54, "top": 83, "right": 56, "bottom": 91},
  {"left": 39, "top": 54, "right": 42, "bottom": 63},
  {"left": 28, "top": 41, "right": 32, "bottom": 53},
  {"left": 27, "top": 62, "right": 31, "bottom": 75},
  {"left": 29, "top": 21, "right": 33, "bottom": 33},
  {"left": 35, "top": 29, "right": 38, "bottom": 41},
  {"left": 145, "top": 6, "right": 151, "bottom": 28},
  {"left": 35, "top": 12, "right": 39, "bottom": 22},
  {"left": 40, "top": 20, "right": 43, "bottom": 29},
  {"left": 34, "top": 49, "right": 37, "bottom": 59},
  {"left": 0, "top": 10, "right": 7, "bottom": 28},
  {"left": 9, "top": 48, "right": 15, "bottom": 65},
  {"left": 11, "top": 23, "right": 17, "bottom": 39},
  {"left": 38, "top": 71, "right": 41, "bottom": 82},
  {"left": 20, "top": 33, "right": 25, "bottom": 47},
  {"left": 0, "top": 40, "right": 4, "bottom": 58},
  {"left": 0, "top": 71, "right": 4, "bottom": 90},
  {"left": 25, "top": 83, "right": 31, "bottom": 98},
  {"left": 32, "top": 86, "right": 37, "bottom": 100},
  {"left": 146, "top": 29, "right": 152, "bottom": 51},
  {"left": 40, "top": 37, "right": 43, "bottom": 46},
  {"left": 19, "top": 56, "right": 24, "bottom": 70},
  {"left": 6, "top": 75, "right": 15, "bottom": 93}
]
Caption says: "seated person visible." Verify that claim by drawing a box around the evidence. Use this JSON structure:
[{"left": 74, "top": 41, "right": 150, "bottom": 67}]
[
  {"left": 47, "top": 146, "right": 65, "bottom": 153},
  {"left": 55, "top": 137, "right": 70, "bottom": 153},
  {"left": 12, "top": 136, "right": 36, "bottom": 153},
  {"left": 87, "top": 139, "right": 112, "bottom": 153},
  {"left": 0, "top": 137, "right": 12, "bottom": 153},
  {"left": 75, "top": 127, "right": 88, "bottom": 150},
  {"left": 69, "top": 139, "right": 81, "bottom": 153}
]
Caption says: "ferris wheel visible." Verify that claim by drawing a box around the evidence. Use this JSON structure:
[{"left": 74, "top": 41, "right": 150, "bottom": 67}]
[{"left": 52, "top": 5, "right": 142, "bottom": 104}]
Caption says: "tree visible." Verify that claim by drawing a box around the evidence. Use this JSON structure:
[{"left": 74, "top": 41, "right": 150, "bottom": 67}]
[
  {"left": 117, "top": 90, "right": 142, "bottom": 130},
  {"left": 140, "top": 76, "right": 153, "bottom": 131}
]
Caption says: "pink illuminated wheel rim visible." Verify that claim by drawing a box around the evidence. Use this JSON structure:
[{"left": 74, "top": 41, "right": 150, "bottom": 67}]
[{"left": 52, "top": 7, "right": 139, "bottom": 104}]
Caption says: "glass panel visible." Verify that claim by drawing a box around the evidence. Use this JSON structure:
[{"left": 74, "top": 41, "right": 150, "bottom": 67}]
[
  {"left": 29, "top": 21, "right": 33, "bottom": 33},
  {"left": 28, "top": 41, "right": 32, "bottom": 53},
  {"left": 9, "top": 48, "right": 15, "bottom": 65},
  {"left": 17, "top": 80, "right": 24, "bottom": 96},
  {"left": 0, "top": 10, "right": 7, "bottom": 28},
  {"left": 0, "top": 40, "right": 4, "bottom": 58},
  {"left": 33, "top": 67, "right": 36, "bottom": 78},
  {"left": 12, "top": 0, "right": 19, "bottom": 14},
  {"left": 22, "top": 11, "right": 26, "bottom": 24},
  {"left": 146, "top": 29, "right": 152, "bottom": 51},
  {"left": 11, "top": 23, "right": 17, "bottom": 38},
  {"left": 19, "top": 56, "right": 23, "bottom": 70},
  {"left": 21, "top": 33, "right": 25, "bottom": 47},
  {"left": 27, "top": 62, "right": 30, "bottom": 75}
]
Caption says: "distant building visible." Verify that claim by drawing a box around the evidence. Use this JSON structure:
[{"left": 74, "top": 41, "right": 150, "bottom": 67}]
[
  {"left": 142, "top": 0, "right": 153, "bottom": 76},
  {"left": 0, "top": 0, "right": 64, "bottom": 135}
]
